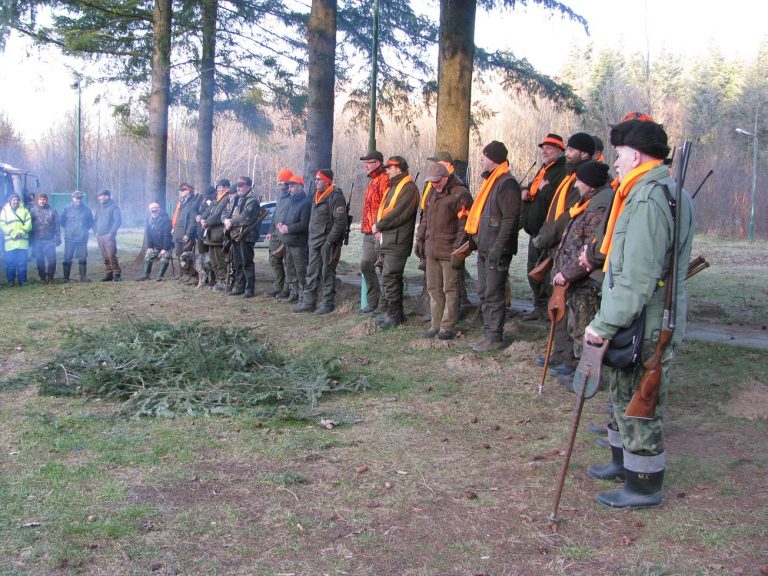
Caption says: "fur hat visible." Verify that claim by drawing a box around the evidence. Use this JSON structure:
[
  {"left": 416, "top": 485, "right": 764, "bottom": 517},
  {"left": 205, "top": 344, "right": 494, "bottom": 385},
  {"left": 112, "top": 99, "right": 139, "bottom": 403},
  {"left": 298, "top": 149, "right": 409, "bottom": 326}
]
[
  {"left": 482, "top": 140, "right": 508, "bottom": 164},
  {"left": 576, "top": 161, "right": 610, "bottom": 189},
  {"left": 610, "top": 120, "right": 671, "bottom": 160},
  {"left": 567, "top": 133, "right": 596, "bottom": 156}
]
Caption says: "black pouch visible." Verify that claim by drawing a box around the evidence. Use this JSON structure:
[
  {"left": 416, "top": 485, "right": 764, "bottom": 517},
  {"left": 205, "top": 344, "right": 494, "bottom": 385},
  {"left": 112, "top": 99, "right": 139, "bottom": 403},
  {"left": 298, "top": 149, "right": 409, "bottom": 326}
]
[{"left": 604, "top": 307, "right": 645, "bottom": 370}]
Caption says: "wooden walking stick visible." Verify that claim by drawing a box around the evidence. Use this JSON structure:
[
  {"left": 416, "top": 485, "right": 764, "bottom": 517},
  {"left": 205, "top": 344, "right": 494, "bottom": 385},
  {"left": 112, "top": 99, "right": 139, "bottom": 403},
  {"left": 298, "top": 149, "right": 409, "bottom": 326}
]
[
  {"left": 539, "top": 283, "right": 568, "bottom": 394},
  {"left": 549, "top": 341, "right": 608, "bottom": 522}
]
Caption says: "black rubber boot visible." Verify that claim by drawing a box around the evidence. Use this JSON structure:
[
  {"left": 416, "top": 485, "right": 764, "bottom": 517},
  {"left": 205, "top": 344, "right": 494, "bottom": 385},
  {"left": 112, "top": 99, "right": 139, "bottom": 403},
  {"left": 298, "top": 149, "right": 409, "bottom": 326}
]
[
  {"left": 63, "top": 262, "right": 72, "bottom": 283},
  {"left": 588, "top": 445, "right": 625, "bottom": 481},
  {"left": 79, "top": 263, "right": 89, "bottom": 282},
  {"left": 156, "top": 261, "right": 169, "bottom": 281},
  {"left": 101, "top": 272, "right": 113, "bottom": 282},
  {"left": 135, "top": 261, "right": 153, "bottom": 281},
  {"left": 596, "top": 468, "right": 664, "bottom": 509}
]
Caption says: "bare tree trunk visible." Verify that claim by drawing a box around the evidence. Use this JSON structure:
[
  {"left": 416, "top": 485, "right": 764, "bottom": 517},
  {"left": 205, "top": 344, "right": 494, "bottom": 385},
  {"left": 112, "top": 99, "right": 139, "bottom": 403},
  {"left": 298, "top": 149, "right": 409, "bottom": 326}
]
[
  {"left": 148, "top": 0, "right": 172, "bottom": 208},
  {"left": 196, "top": 0, "right": 217, "bottom": 192},
  {"left": 303, "top": 0, "right": 337, "bottom": 182},
  {"left": 435, "top": 0, "right": 476, "bottom": 180}
]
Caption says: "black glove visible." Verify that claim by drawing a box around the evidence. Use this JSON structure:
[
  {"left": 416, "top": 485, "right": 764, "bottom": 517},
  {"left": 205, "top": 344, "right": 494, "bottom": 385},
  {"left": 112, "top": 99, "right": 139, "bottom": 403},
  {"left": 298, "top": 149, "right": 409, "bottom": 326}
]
[
  {"left": 414, "top": 239, "right": 425, "bottom": 260},
  {"left": 488, "top": 244, "right": 504, "bottom": 268},
  {"left": 450, "top": 255, "right": 463, "bottom": 270}
]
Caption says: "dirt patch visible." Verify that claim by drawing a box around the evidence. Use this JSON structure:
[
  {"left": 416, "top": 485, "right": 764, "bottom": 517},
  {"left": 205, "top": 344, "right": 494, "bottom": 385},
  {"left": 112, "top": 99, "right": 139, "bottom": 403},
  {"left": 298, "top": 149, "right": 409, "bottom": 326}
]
[
  {"left": 719, "top": 378, "right": 768, "bottom": 420},
  {"left": 445, "top": 352, "right": 501, "bottom": 374}
]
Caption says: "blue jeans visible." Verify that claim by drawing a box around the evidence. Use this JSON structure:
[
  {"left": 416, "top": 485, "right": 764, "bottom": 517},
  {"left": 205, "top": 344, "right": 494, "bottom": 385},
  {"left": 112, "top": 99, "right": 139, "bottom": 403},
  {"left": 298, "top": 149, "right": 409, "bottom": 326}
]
[{"left": 5, "top": 248, "right": 28, "bottom": 284}]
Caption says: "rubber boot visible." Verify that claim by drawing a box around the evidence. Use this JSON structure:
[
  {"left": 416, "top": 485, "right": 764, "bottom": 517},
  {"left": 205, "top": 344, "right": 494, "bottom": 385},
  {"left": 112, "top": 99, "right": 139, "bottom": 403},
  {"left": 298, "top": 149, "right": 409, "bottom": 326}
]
[
  {"left": 588, "top": 427, "right": 625, "bottom": 481},
  {"left": 79, "top": 263, "right": 90, "bottom": 282},
  {"left": 156, "top": 261, "right": 169, "bottom": 281},
  {"left": 63, "top": 262, "right": 72, "bottom": 283},
  {"left": 101, "top": 272, "right": 113, "bottom": 282},
  {"left": 588, "top": 446, "right": 625, "bottom": 481},
  {"left": 135, "top": 260, "right": 153, "bottom": 281},
  {"left": 596, "top": 452, "right": 665, "bottom": 509}
]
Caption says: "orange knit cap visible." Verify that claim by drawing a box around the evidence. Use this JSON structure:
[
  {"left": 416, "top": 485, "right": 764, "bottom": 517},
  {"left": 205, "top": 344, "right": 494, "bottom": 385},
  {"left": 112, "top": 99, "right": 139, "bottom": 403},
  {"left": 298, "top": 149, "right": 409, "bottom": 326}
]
[
  {"left": 277, "top": 168, "right": 293, "bottom": 182},
  {"left": 288, "top": 175, "right": 304, "bottom": 185}
]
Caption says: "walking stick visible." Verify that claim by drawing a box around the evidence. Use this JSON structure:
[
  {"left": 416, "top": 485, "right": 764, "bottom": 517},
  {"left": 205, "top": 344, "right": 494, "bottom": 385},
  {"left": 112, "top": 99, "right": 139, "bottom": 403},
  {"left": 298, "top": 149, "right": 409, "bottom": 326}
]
[
  {"left": 549, "top": 341, "right": 608, "bottom": 522},
  {"left": 549, "top": 386, "right": 586, "bottom": 522},
  {"left": 539, "top": 283, "right": 568, "bottom": 394}
]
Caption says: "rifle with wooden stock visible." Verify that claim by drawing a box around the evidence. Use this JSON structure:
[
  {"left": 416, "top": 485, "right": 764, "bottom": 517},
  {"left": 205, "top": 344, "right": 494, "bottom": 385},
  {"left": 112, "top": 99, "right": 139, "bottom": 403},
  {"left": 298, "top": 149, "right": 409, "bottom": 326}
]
[{"left": 625, "top": 140, "right": 691, "bottom": 420}]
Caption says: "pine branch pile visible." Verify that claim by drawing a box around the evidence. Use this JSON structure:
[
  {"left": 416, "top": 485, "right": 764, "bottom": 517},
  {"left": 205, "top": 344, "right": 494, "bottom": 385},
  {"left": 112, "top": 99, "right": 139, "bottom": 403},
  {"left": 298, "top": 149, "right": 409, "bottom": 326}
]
[{"left": 6, "top": 320, "right": 366, "bottom": 417}]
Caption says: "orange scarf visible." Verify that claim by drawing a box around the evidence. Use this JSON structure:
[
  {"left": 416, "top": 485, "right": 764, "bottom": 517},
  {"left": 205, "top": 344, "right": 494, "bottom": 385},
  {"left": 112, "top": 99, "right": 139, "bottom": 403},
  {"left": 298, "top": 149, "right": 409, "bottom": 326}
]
[
  {"left": 465, "top": 162, "right": 509, "bottom": 234},
  {"left": 546, "top": 173, "right": 576, "bottom": 221},
  {"left": 600, "top": 160, "right": 663, "bottom": 270},
  {"left": 420, "top": 164, "right": 455, "bottom": 210},
  {"left": 377, "top": 175, "right": 413, "bottom": 221},
  {"left": 529, "top": 160, "right": 556, "bottom": 199},
  {"left": 216, "top": 189, "right": 228, "bottom": 202},
  {"left": 569, "top": 198, "right": 590, "bottom": 218},
  {"left": 315, "top": 184, "right": 335, "bottom": 205},
  {"left": 171, "top": 199, "right": 181, "bottom": 229}
]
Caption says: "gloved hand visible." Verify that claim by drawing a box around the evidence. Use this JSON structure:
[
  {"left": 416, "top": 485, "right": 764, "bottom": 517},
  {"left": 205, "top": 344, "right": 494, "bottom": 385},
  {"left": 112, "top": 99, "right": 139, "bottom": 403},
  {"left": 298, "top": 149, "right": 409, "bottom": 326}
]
[
  {"left": 532, "top": 235, "right": 544, "bottom": 249},
  {"left": 414, "top": 239, "right": 425, "bottom": 260},
  {"left": 488, "top": 244, "right": 504, "bottom": 268},
  {"left": 450, "top": 255, "right": 463, "bottom": 270}
]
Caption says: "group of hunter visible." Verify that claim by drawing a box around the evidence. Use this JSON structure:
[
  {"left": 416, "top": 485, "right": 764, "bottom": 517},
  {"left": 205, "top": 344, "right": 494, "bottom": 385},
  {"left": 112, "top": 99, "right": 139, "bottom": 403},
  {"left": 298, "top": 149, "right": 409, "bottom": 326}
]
[{"left": 1, "top": 114, "right": 692, "bottom": 511}]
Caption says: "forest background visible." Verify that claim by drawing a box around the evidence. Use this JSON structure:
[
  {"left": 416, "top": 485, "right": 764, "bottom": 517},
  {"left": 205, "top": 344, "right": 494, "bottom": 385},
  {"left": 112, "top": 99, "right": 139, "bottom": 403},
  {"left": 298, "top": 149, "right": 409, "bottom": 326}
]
[{"left": 0, "top": 0, "right": 766, "bottom": 240}]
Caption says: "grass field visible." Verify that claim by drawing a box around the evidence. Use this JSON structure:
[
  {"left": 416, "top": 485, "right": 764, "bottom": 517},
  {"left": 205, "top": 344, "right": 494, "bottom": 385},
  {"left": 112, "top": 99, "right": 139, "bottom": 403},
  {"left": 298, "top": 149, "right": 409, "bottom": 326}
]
[{"left": 0, "top": 231, "right": 766, "bottom": 575}]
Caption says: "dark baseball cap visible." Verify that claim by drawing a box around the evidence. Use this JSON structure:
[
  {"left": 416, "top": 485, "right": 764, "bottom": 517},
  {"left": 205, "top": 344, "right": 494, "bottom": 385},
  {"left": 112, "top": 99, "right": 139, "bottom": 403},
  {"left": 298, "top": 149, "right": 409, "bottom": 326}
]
[{"left": 360, "top": 150, "right": 384, "bottom": 162}]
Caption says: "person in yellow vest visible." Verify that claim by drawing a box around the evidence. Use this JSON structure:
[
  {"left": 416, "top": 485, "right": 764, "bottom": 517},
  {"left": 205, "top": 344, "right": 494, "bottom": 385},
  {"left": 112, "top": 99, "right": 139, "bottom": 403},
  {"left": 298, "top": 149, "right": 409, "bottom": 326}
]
[
  {"left": 0, "top": 193, "right": 32, "bottom": 286},
  {"left": 466, "top": 141, "right": 522, "bottom": 352},
  {"left": 371, "top": 156, "right": 419, "bottom": 329}
]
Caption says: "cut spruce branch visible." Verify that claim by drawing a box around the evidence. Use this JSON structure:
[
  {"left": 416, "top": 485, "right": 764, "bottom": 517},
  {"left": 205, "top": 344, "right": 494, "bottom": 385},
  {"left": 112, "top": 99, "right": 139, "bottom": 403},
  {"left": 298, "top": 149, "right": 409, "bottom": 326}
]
[{"left": 3, "top": 320, "right": 367, "bottom": 418}]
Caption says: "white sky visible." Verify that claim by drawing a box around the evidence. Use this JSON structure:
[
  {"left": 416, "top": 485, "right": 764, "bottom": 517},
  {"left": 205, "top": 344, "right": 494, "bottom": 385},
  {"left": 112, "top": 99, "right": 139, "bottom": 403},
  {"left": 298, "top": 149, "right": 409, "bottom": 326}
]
[{"left": 0, "top": 0, "right": 764, "bottom": 140}]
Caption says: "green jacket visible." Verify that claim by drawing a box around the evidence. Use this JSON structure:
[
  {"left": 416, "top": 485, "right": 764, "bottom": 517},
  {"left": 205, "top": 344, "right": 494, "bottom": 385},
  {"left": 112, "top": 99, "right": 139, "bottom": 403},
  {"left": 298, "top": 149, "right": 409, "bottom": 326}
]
[
  {"left": 589, "top": 163, "right": 694, "bottom": 345},
  {"left": 1, "top": 202, "right": 33, "bottom": 251}
]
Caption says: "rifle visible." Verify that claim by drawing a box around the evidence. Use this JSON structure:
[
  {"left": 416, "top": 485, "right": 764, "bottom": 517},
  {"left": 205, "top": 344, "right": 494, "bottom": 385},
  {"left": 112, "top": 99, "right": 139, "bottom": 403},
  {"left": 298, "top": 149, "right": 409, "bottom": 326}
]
[
  {"left": 691, "top": 169, "right": 713, "bottom": 200},
  {"left": 343, "top": 182, "right": 354, "bottom": 246},
  {"left": 521, "top": 160, "right": 537, "bottom": 185},
  {"left": 625, "top": 141, "right": 691, "bottom": 419},
  {"left": 686, "top": 255, "right": 709, "bottom": 280}
]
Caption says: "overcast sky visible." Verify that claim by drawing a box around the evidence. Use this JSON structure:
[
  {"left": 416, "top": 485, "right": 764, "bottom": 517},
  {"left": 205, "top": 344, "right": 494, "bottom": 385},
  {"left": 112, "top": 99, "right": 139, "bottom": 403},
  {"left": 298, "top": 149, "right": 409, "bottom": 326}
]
[{"left": 0, "top": 0, "right": 764, "bottom": 141}]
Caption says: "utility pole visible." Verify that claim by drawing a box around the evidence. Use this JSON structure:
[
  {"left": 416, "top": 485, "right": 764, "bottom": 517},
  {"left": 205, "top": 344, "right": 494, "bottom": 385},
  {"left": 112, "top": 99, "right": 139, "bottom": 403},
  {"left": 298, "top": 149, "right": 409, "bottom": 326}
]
[
  {"left": 736, "top": 121, "right": 759, "bottom": 244},
  {"left": 71, "top": 81, "right": 82, "bottom": 191},
  {"left": 367, "top": 0, "right": 379, "bottom": 152}
]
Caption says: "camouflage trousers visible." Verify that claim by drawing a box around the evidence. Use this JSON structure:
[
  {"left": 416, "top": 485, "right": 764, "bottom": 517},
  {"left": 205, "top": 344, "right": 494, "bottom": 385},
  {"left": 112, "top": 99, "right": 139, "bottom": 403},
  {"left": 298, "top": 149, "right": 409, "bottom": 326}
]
[
  {"left": 144, "top": 248, "right": 172, "bottom": 263},
  {"left": 607, "top": 340, "right": 675, "bottom": 457},
  {"left": 567, "top": 281, "right": 601, "bottom": 360}
]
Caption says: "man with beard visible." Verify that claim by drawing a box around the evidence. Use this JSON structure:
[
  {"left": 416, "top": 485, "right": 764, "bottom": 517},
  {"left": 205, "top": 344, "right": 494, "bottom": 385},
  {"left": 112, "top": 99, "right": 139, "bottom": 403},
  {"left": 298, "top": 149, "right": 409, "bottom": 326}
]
[
  {"left": 224, "top": 176, "right": 261, "bottom": 298},
  {"left": 532, "top": 132, "right": 596, "bottom": 374},
  {"left": 520, "top": 133, "right": 568, "bottom": 321}
]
